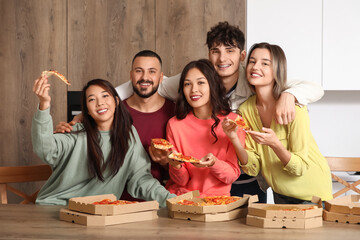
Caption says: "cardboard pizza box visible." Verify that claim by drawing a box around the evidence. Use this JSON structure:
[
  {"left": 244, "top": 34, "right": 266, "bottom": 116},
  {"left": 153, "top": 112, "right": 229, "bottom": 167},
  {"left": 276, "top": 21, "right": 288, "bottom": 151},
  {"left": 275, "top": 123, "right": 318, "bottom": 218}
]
[
  {"left": 247, "top": 203, "right": 323, "bottom": 219},
  {"left": 166, "top": 190, "right": 258, "bottom": 214},
  {"left": 324, "top": 195, "right": 360, "bottom": 215},
  {"left": 59, "top": 208, "right": 158, "bottom": 226},
  {"left": 246, "top": 214, "right": 323, "bottom": 229},
  {"left": 323, "top": 210, "right": 360, "bottom": 224},
  {"left": 68, "top": 194, "right": 159, "bottom": 216},
  {"left": 168, "top": 207, "right": 248, "bottom": 222}
]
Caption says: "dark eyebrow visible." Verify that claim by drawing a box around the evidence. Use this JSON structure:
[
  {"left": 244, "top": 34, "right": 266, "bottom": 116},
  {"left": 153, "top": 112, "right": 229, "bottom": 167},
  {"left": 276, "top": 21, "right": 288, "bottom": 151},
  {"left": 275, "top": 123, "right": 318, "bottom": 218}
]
[{"left": 87, "top": 91, "right": 108, "bottom": 99}]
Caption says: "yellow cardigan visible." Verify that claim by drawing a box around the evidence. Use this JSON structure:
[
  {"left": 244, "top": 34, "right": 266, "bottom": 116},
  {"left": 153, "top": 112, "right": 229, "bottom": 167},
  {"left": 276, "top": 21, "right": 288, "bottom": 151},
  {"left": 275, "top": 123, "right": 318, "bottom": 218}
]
[{"left": 239, "top": 95, "right": 333, "bottom": 201}]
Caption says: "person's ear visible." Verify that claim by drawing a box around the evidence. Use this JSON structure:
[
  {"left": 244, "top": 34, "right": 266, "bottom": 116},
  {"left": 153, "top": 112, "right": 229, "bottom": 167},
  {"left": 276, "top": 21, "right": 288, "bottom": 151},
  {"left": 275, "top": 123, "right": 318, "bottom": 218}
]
[
  {"left": 240, "top": 50, "right": 247, "bottom": 62},
  {"left": 116, "top": 96, "right": 120, "bottom": 106},
  {"left": 159, "top": 72, "right": 164, "bottom": 84}
]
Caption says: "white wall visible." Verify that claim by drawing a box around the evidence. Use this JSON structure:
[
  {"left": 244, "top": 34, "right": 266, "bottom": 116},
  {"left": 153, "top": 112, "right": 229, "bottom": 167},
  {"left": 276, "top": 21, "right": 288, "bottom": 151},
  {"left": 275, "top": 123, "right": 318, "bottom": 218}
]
[{"left": 308, "top": 91, "right": 360, "bottom": 157}]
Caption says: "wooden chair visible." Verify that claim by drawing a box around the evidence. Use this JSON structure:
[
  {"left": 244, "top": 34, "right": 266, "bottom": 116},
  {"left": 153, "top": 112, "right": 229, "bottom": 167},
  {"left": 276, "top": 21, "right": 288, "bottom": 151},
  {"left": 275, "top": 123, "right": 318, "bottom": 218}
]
[
  {"left": 0, "top": 165, "right": 52, "bottom": 204},
  {"left": 326, "top": 157, "right": 360, "bottom": 198}
]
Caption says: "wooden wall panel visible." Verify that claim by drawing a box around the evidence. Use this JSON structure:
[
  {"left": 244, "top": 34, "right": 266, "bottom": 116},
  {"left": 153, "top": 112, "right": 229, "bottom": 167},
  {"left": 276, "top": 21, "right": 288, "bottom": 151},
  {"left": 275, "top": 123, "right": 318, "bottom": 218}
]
[
  {"left": 0, "top": 0, "right": 67, "bottom": 166},
  {"left": 68, "top": 0, "right": 156, "bottom": 90},
  {"left": 0, "top": 0, "right": 67, "bottom": 203},
  {"left": 0, "top": 0, "right": 245, "bottom": 203},
  {"left": 155, "top": 0, "right": 246, "bottom": 76}
]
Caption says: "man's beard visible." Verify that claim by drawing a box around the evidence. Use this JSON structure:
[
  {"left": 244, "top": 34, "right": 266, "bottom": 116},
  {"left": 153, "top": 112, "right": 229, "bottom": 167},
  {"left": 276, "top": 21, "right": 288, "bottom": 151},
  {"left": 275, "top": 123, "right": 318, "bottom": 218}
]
[{"left": 132, "top": 80, "right": 159, "bottom": 98}]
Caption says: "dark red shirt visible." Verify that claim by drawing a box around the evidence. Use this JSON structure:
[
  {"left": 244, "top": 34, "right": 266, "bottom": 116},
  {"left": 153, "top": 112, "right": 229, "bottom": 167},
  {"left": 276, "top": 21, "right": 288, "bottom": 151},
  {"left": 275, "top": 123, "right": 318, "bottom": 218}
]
[{"left": 121, "top": 98, "right": 175, "bottom": 201}]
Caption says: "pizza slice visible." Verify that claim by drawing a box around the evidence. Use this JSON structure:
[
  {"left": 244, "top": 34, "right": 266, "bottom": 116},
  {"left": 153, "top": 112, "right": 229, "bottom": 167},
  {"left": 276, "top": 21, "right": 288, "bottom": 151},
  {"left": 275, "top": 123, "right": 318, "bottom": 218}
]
[
  {"left": 168, "top": 152, "right": 201, "bottom": 164},
  {"left": 151, "top": 138, "right": 173, "bottom": 150},
  {"left": 42, "top": 70, "right": 71, "bottom": 86},
  {"left": 228, "top": 115, "right": 250, "bottom": 131}
]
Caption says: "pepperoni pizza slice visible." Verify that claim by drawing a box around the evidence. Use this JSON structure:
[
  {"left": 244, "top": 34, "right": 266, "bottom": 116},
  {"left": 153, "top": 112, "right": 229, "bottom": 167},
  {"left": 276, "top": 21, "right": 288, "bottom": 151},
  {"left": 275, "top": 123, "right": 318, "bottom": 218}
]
[
  {"left": 168, "top": 152, "right": 201, "bottom": 164},
  {"left": 151, "top": 138, "right": 173, "bottom": 150},
  {"left": 228, "top": 115, "right": 250, "bottom": 131}
]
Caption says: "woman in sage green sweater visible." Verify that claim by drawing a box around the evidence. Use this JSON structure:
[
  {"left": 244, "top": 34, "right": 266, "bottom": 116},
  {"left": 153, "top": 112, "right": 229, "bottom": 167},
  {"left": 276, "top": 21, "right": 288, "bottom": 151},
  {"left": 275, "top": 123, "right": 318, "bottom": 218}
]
[{"left": 32, "top": 77, "right": 175, "bottom": 207}]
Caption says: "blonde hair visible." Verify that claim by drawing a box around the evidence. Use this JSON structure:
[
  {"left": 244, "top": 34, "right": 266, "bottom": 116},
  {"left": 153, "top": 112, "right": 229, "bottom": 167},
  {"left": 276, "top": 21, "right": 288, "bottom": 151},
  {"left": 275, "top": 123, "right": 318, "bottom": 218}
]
[{"left": 246, "top": 42, "right": 287, "bottom": 100}]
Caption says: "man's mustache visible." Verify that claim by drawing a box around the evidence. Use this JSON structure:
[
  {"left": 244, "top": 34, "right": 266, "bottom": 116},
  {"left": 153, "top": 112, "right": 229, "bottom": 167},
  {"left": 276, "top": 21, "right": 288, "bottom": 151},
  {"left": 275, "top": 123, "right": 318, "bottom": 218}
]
[{"left": 137, "top": 80, "right": 153, "bottom": 85}]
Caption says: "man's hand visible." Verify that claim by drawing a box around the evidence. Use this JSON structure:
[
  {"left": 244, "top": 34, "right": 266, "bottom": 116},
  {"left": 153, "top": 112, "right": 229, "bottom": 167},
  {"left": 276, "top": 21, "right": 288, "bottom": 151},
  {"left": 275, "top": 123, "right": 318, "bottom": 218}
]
[
  {"left": 275, "top": 92, "right": 296, "bottom": 125},
  {"left": 54, "top": 114, "right": 83, "bottom": 133},
  {"left": 148, "top": 144, "right": 170, "bottom": 166},
  {"left": 54, "top": 121, "right": 76, "bottom": 133}
]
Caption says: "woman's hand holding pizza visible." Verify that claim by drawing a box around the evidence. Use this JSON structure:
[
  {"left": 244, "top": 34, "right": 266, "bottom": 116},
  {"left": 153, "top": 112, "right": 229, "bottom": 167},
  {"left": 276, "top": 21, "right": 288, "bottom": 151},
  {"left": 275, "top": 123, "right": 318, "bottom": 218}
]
[
  {"left": 222, "top": 117, "right": 239, "bottom": 141},
  {"left": 193, "top": 153, "right": 217, "bottom": 168},
  {"left": 247, "top": 127, "right": 279, "bottom": 148},
  {"left": 33, "top": 75, "right": 51, "bottom": 110},
  {"left": 168, "top": 157, "right": 182, "bottom": 169}
]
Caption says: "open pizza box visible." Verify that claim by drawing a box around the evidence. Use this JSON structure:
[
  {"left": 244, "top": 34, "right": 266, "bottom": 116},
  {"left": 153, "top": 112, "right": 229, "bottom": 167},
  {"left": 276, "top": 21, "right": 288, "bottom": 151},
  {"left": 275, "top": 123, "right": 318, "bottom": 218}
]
[
  {"left": 67, "top": 194, "right": 159, "bottom": 216},
  {"left": 166, "top": 190, "right": 257, "bottom": 214},
  {"left": 59, "top": 208, "right": 158, "bottom": 226},
  {"left": 324, "top": 195, "right": 360, "bottom": 215},
  {"left": 246, "top": 196, "right": 323, "bottom": 229}
]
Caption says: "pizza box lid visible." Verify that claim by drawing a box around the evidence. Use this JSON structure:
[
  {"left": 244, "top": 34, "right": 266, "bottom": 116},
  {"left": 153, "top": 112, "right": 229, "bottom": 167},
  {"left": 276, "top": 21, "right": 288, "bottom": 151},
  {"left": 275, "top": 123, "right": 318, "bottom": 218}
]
[
  {"left": 323, "top": 210, "right": 360, "bottom": 224},
  {"left": 246, "top": 214, "right": 323, "bottom": 229},
  {"left": 324, "top": 195, "right": 360, "bottom": 215},
  {"left": 247, "top": 203, "right": 323, "bottom": 219},
  {"left": 166, "top": 190, "right": 258, "bottom": 214},
  {"left": 59, "top": 208, "right": 158, "bottom": 226},
  {"left": 168, "top": 207, "right": 248, "bottom": 222},
  {"left": 68, "top": 194, "right": 159, "bottom": 216}
]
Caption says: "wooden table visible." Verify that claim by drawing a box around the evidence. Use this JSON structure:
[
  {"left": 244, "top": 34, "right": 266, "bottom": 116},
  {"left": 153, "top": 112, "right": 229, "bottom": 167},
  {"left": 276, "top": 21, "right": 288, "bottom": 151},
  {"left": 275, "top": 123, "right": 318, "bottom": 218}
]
[{"left": 0, "top": 204, "right": 359, "bottom": 239}]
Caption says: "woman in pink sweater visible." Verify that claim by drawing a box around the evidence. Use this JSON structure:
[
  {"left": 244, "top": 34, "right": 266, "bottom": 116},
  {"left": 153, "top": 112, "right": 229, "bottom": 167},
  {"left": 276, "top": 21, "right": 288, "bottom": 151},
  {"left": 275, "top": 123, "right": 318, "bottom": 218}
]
[{"left": 165, "top": 59, "right": 246, "bottom": 197}]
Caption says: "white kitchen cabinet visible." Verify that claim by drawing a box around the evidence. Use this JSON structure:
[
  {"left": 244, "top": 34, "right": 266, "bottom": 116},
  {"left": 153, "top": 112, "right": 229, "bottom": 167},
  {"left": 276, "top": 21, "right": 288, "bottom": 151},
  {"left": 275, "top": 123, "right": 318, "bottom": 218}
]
[
  {"left": 323, "top": 0, "right": 360, "bottom": 90},
  {"left": 246, "top": 0, "right": 322, "bottom": 86},
  {"left": 247, "top": 0, "right": 360, "bottom": 90}
]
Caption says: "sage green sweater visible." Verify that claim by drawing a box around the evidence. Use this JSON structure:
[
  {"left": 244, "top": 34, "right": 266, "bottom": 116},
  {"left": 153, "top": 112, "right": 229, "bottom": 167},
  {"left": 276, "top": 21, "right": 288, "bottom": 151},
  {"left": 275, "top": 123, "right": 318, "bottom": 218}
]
[{"left": 31, "top": 107, "right": 175, "bottom": 207}]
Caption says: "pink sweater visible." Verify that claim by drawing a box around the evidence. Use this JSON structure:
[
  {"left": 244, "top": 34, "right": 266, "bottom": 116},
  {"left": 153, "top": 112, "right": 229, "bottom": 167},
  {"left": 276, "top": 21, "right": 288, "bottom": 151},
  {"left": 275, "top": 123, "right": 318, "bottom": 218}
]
[{"left": 165, "top": 112, "right": 245, "bottom": 197}]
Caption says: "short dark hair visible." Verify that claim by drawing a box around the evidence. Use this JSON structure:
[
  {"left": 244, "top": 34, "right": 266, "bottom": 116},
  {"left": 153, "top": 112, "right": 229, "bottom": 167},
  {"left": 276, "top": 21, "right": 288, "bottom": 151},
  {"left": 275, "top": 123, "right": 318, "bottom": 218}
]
[
  {"left": 206, "top": 21, "right": 245, "bottom": 51},
  {"left": 132, "top": 50, "right": 162, "bottom": 67}
]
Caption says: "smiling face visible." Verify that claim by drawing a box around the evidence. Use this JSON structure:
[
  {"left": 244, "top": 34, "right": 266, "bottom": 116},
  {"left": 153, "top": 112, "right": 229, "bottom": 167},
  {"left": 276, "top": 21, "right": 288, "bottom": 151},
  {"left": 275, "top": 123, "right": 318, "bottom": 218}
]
[
  {"left": 86, "top": 85, "right": 118, "bottom": 131},
  {"left": 246, "top": 48, "right": 275, "bottom": 88},
  {"left": 183, "top": 68, "right": 211, "bottom": 117},
  {"left": 208, "top": 43, "right": 246, "bottom": 89},
  {"left": 130, "top": 56, "right": 163, "bottom": 98}
]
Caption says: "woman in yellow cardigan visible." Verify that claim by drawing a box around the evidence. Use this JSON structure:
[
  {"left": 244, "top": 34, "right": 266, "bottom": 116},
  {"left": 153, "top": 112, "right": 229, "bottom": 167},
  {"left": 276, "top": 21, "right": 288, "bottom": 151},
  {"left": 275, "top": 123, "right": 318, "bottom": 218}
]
[{"left": 222, "top": 42, "right": 333, "bottom": 204}]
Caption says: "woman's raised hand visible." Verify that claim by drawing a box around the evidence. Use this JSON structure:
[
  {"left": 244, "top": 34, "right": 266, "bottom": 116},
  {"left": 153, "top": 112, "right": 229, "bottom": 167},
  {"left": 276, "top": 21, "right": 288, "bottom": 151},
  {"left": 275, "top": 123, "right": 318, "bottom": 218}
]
[
  {"left": 221, "top": 117, "right": 238, "bottom": 140},
  {"left": 33, "top": 75, "right": 51, "bottom": 110}
]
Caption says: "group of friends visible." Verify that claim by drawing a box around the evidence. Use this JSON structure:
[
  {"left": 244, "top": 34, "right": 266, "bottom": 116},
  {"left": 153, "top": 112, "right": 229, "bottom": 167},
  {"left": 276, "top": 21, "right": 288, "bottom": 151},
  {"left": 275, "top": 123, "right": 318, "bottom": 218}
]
[{"left": 32, "top": 22, "right": 333, "bottom": 208}]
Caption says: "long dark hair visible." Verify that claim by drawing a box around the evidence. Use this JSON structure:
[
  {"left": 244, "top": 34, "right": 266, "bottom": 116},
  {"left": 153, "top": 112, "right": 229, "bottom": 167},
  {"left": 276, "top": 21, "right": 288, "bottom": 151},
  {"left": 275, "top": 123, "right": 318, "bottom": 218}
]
[
  {"left": 81, "top": 79, "right": 133, "bottom": 181},
  {"left": 176, "top": 59, "right": 231, "bottom": 143}
]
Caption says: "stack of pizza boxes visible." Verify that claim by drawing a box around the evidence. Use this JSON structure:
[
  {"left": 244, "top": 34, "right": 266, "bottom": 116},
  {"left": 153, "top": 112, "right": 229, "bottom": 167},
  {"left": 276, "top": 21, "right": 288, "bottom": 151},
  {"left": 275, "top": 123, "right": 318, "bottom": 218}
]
[
  {"left": 59, "top": 194, "right": 159, "bottom": 226},
  {"left": 166, "top": 190, "right": 258, "bottom": 222},
  {"left": 323, "top": 195, "right": 360, "bottom": 224},
  {"left": 246, "top": 197, "right": 324, "bottom": 229}
]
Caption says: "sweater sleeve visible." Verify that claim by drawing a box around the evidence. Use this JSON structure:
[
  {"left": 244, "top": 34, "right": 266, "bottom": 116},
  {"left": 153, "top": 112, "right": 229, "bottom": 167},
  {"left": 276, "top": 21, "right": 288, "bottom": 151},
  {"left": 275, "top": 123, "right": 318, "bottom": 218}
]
[
  {"left": 282, "top": 106, "right": 312, "bottom": 176},
  {"left": 125, "top": 127, "right": 176, "bottom": 207},
  {"left": 31, "top": 107, "right": 78, "bottom": 168},
  {"left": 285, "top": 79, "right": 324, "bottom": 105},
  {"left": 158, "top": 73, "right": 181, "bottom": 101},
  {"left": 166, "top": 122, "right": 190, "bottom": 186},
  {"left": 209, "top": 130, "right": 244, "bottom": 184}
]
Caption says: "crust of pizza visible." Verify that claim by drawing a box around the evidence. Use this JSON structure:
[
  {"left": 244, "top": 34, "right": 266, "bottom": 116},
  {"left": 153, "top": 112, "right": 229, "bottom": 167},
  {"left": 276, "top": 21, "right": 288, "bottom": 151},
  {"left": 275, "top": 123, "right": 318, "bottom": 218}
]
[
  {"left": 42, "top": 70, "right": 71, "bottom": 86},
  {"left": 92, "top": 199, "right": 137, "bottom": 205},
  {"left": 168, "top": 152, "right": 200, "bottom": 163},
  {"left": 151, "top": 138, "right": 173, "bottom": 150}
]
